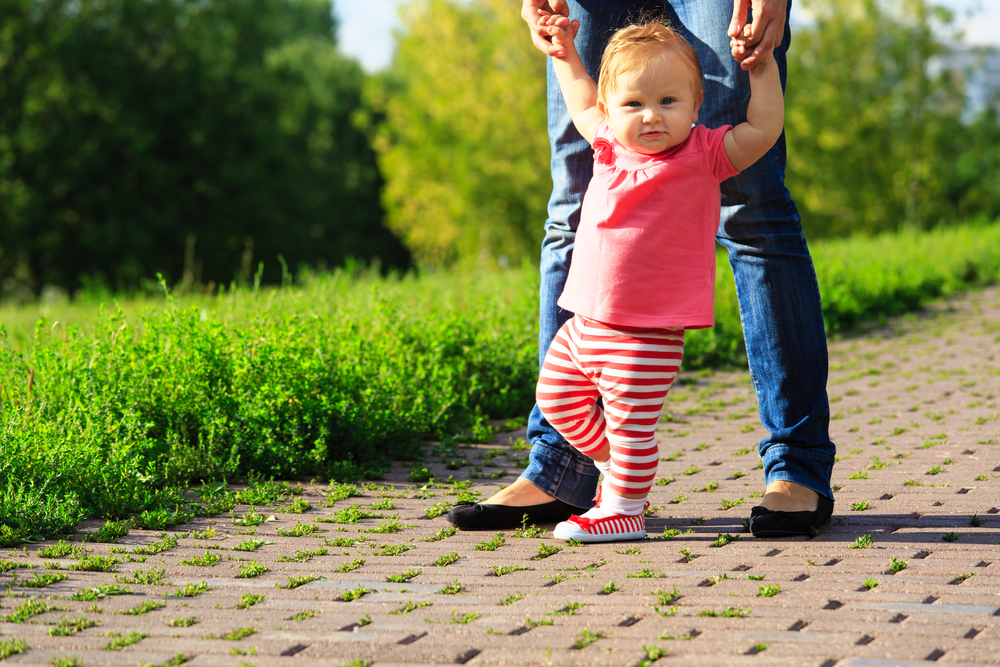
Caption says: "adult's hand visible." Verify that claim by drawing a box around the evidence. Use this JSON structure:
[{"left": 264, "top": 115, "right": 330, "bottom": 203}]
[
  {"left": 728, "top": 0, "right": 787, "bottom": 70},
  {"left": 522, "top": 0, "right": 571, "bottom": 57}
]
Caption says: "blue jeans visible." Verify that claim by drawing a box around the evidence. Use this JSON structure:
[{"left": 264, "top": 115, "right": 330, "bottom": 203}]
[{"left": 523, "top": 0, "right": 835, "bottom": 508}]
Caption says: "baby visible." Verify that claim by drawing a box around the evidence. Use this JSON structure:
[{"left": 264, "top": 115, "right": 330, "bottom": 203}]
[{"left": 534, "top": 16, "right": 784, "bottom": 542}]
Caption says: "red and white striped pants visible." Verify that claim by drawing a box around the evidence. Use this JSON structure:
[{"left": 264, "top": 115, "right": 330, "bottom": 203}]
[{"left": 536, "top": 315, "right": 685, "bottom": 498}]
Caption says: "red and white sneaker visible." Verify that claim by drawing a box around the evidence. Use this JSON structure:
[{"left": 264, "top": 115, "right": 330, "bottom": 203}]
[{"left": 552, "top": 511, "right": 646, "bottom": 542}]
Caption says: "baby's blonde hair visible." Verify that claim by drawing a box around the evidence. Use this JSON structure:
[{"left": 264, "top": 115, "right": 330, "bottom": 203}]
[{"left": 597, "top": 22, "right": 703, "bottom": 106}]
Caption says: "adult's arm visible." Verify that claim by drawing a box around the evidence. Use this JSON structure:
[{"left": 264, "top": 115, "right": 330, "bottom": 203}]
[
  {"left": 522, "top": 0, "right": 571, "bottom": 57},
  {"left": 728, "top": 0, "right": 788, "bottom": 70}
]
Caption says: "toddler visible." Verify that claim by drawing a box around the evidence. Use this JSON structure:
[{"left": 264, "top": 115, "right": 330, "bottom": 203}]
[{"left": 534, "top": 16, "right": 784, "bottom": 542}]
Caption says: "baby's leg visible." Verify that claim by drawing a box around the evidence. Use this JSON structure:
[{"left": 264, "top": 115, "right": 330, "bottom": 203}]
[
  {"left": 535, "top": 317, "right": 608, "bottom": 459},
  {"left": 553, "top": 324, "right": 685, "bottom": 542}
]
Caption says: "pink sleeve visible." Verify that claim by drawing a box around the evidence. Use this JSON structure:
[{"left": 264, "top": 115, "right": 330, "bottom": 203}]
[{"left": 700, "top": 125, "right": 740, "bottom": 182}]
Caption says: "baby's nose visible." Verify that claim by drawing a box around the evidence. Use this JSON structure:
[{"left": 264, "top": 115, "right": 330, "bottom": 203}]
[{"left": 642, "top": 108, "right": 658, "bottom": 122}]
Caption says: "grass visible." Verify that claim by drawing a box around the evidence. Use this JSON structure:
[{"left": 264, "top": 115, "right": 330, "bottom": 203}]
[
  {"left": 71, "top": 582, "right": 131, "bottom": 600},
  {"left": 276, "top": 547, "right": 328, "bottom": 562},
  {"left": 236, "top": 593, "right": 265, "bottom": 610},
  {"left": 651, "top": 587, "right": 681, "bottom": 605},
  {"left": 425, "top": 502, "right": 452, "bottom": 519},
  {"left": 50, "top": 656, "right": 83, "bottom": 667},
  {"left": 169, "top": 581, "right": 213, "bottom": 597},
  {"left": 277, "top": 575, "right": 324, "bottom": 589},
  {"left": 573, "top": 628, "right": 604, "bottom": 649},
  {"left": 232, "top": 537, "right": 268, "bottom": 552},
  {"left": 18, "top": 571, "right": 68, "bottom": 587},
  {"left": 115, "top": 568, "right": 170, "bottom": 585},
  {"left": 711, "top": 532, "right": 739, "bottom": 547},
  {"left": 387, "top": 568, "right": 422, "bottom": 583},
  {"left": 119, "top": 600, "right": 167, "bottom": 616},
  {"left": 180, "top": 551, "right": 221, "bottom": 567},
  {"left": 499, "top": 591, "right": 525, "bottom": 605},
  {"left": 276, "top": 521, "right": 323, "bottom": 537},
  {"left": 422, "top": 526, "right": 459, "bottom": 542},
  {"left": 850, "top": 534, "right": 873, "bottom": 549},
  {"left": 535, "top": 541, "right": 563, "bottom": 559},
  {"left": 758, "top": 584, "right": 781, "bottom": 597},
  {"left": 890, "top": 557, "right": 908, "bottom": 573},
  {"left": 438, "top": 579, "right": 464, "bottom": 594},
  {"left": 700, "top": 607, "right": 751, "bottom": 618},
  {"left": 390, "top": 600, "right": 432, "bottom": 615},
  {"left": 167, "top": 616, "right": 198, "bottom": 627},
  {"left": 0, "top": 638, "right": 28, "bottom": 660},
  {"left": 237, "top": 560, "right": 269, "bottom": 578},
  {"left": 335, "top": 558, "right": 366, "bottom": 573},
  {"left": 37, "top": 541, "right": 74, "bottom": 558},
  {"left": 4, "top": 598, "right": 67, "bottom": 622},
  {"left": 49, "top": 616, "right": 99, "bottom": 636},
  {"left": 70, "top": 554, "right": 119, "bottom": 572},
  {"left": 628, "top": 568, "right": 661, "bottom": 579},
  {"left": 492, "top": 564, "right": 531, "bottom": 576},
  {"left": 104, "top": 631, "right": 148, "bottom": 650},
  {"left": 221, "top": 627, "right": 257, "bottom": 640},
  {"left": 434, "top": 552, "right": 460, "bottom": 566},
  {"left": 338, "top": 585, "right": 375, "bottom": 601},
  {"left": 3, "top": 222, "right": 1000, "bottom": 543},
  {"left": 132, "top": 533, "right": 179, "bottom": 555},
  {"left": 474, "top": 532, "right": 506, "bottom": 551}
]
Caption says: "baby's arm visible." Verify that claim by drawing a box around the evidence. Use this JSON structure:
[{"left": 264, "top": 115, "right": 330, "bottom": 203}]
[
  {"left": 721, "top": 51, "right": 784, "bottom": 172},
  {"left": 541, "top": 15, "right": 605, "bottom": 144}
]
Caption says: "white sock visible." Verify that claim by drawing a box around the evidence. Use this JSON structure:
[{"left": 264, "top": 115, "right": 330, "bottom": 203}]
[
  {"left": 598, "top": 490, "right": 646, "bottom": 516},
  {"left": 581, "top": 462, "right": 646, "bottom": 518},
  {"left": 594, "top": 458, "right": 612, "bottom": 476}
]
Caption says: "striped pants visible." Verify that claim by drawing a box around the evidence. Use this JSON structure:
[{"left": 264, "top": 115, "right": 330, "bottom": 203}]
[{"left": 536, "top": 315, "right": 685, "bottom": 498}]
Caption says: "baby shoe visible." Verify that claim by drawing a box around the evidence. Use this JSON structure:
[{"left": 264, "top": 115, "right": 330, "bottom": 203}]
[{"left": 552, "top": 511, "right": 646, "bottom": 542}]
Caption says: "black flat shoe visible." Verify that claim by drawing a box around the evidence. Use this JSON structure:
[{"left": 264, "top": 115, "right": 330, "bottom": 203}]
[
  {"left": 748, "top": 495, "right": 834, "bottom": 538},
  {"left": 446, "top": 499, "right": 587, "bottom": 530}
]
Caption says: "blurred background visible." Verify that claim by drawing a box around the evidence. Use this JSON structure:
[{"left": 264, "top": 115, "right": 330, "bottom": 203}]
[{"left": 2, "top": 0, "right": 999, "bottom": 301}]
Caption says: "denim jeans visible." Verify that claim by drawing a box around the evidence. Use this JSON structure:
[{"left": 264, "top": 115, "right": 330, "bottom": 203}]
[{"left": 523, "top": 0, "right": 835, "bottom": 508}]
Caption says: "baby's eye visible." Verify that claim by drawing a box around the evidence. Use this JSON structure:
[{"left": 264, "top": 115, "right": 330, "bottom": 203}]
[
  {"left": 625, "top": 101, "right": 642, "bottom": 108},
  {"left": 661, "top": 97, "right": 675, "bottom": 105}
]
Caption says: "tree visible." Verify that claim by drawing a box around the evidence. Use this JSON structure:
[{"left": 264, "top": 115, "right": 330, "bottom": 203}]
[
  {"left": 0, "top": 0, "right": 408, "bottom": 296},
  {"left": 784, "top": 0, "right": 1000, "bottom": 237},
  {"left": 370, "top": 0, "right": 550, "bottom": 267}
]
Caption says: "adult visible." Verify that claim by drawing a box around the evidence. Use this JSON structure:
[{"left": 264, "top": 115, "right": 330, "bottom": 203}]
[{"left": 447, "top": 0, "right": 835, "bottom": 537}]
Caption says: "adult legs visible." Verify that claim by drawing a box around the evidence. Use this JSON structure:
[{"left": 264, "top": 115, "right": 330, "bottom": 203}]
[{"left": 665, "top": 0, "right": 835, "bottom": 511}]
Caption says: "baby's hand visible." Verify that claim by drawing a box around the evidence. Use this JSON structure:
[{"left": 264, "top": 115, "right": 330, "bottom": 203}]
[
  {"left": 538, "top": 12, "right": 579, "bottom": 55},
  {"left": 729, "top": 24, "right": 752, "bottom": 59}
]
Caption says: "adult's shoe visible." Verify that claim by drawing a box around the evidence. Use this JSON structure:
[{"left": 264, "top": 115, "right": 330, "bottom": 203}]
[
  {"left": 748, "top": 495, "right": 834, "bottom": 538},
  {"left": 446, "top": 499, "right": 586, "bottom": 531}
]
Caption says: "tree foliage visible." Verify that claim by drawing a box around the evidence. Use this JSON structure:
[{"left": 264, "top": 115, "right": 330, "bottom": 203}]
[
  {"left": 370, "top": 0, "right": 549, "bottom": 267},
  {"left": 0, "top": 0, "right": 408, "bottom": 297},
  {"left": 785, "top": 0, "right": 1000, "bottom": 237}
]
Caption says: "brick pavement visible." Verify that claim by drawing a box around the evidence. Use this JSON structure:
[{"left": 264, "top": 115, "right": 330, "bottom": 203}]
[{"left": 1, "top": 287, "right": 999, "bottom": 667}]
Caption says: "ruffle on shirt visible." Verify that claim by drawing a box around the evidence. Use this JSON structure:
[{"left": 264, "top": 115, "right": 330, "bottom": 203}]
[{"left": 592, "top": 138, "right": 615, "bottom": 167}]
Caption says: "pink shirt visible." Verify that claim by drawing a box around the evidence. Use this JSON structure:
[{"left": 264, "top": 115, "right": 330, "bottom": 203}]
[{"left": 557, "top": 121, "right": 739, "bottom": 329}]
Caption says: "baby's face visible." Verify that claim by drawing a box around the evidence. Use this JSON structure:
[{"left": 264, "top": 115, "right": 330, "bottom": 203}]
[{"left": 599, "top": 53, "right": 702, "bottom": 156}]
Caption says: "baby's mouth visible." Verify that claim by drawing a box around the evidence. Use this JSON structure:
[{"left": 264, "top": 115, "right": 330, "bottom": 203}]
[{"left": 641, "top": 131, "right": 665, "bottom": 139}]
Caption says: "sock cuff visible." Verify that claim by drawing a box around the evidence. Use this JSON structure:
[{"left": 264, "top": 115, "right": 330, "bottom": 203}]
[{"left": 599, "top": 487, "right": 646, "bottom": 516}]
